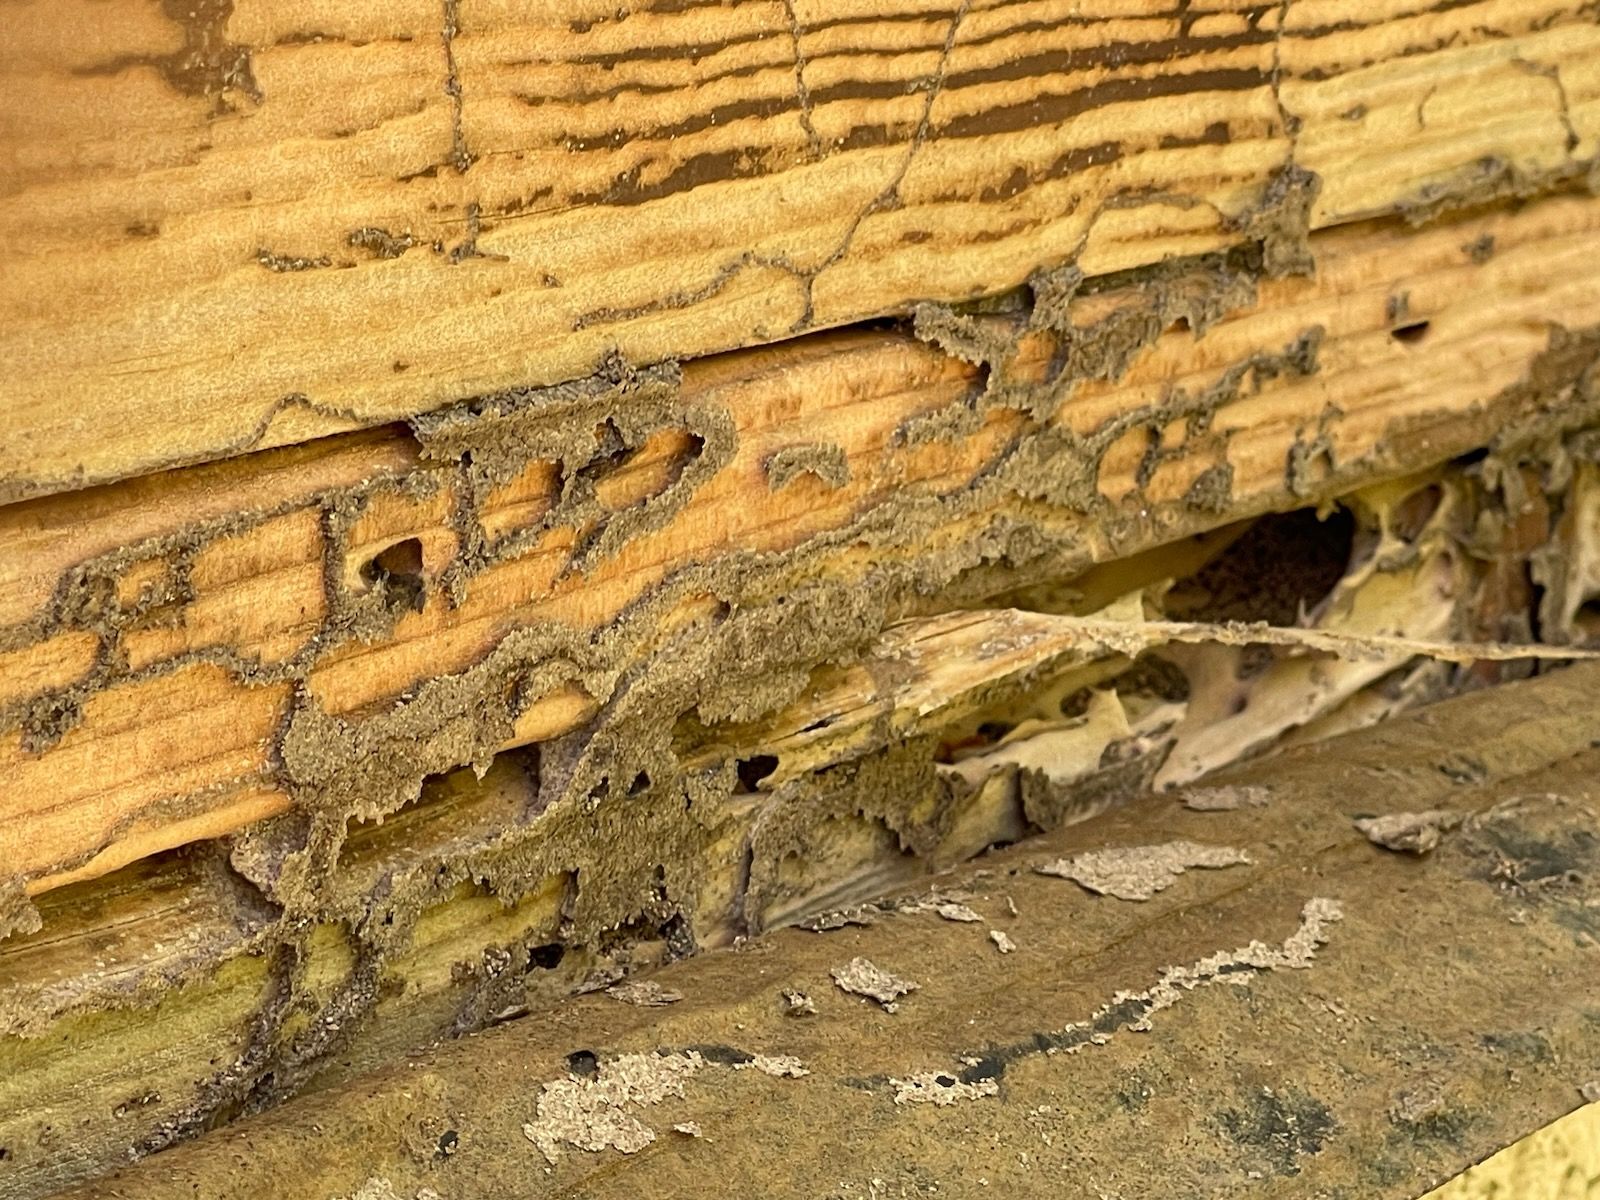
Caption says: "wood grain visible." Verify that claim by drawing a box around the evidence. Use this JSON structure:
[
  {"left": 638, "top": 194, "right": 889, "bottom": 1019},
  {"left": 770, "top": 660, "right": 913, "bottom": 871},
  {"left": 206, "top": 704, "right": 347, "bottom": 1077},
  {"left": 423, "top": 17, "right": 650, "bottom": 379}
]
[
  {"left": 2, "top": 194, "right": 1598, "bottom": 901},
  {"left": 1, "top": 0, "right": 1597, "bottom": 498}
]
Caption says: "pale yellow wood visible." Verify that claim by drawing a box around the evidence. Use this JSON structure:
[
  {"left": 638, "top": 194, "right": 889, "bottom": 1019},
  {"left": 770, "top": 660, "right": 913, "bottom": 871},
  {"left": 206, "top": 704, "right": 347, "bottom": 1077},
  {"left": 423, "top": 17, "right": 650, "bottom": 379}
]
[
  {"left": 1419, "top": 1102, "right": 1600, "bottom": 1200},
  {"left": 1, "top": 0, "right": 1597, "bottom": 498}
]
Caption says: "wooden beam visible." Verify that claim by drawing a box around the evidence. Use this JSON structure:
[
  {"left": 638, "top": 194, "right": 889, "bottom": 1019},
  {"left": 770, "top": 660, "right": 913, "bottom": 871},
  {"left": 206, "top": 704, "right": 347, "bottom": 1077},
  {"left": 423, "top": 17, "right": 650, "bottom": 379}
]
[
  {"left": 1, "top": 1, "right": 1597, "bottom": 498},
  {"left": 3, "top": 194, "right": 1600, "bottom": 901}
]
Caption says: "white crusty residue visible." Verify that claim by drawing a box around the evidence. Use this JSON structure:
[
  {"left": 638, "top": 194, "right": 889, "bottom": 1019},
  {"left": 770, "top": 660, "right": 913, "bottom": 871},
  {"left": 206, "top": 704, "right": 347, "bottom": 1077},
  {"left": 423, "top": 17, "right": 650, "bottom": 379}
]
[
  {"left": 881, "top": 898, "right": 1344, "bottom": 1102},
  {"left": 1108, "top": 896, "right": 1344, "bottom": 1031},
  {"left": 782, "top": 987, "right": 818, "bottom": 1016},
  {"left": 832, "top": 956, "right": 919, "bottom": 1012},
  {"left": 524, "top": 1051, "right": 704, "bottom": 1163},
  {"left": 1035, "top": 840, "right": 1251, "bottom": 901},
  {"left": 800, "top": 905, "right": 879, "bottom": 931},
  {"left": 605, "top": 979, "right": 684, "bottom": 1007},
  {"left": 523, "top": 1046, "right": 813, "bottom": 1163},
  {"left": 1181, "top": 785, "right": 1272, "bottom": 812},
  {"left": 735, "top": 1054, "right": 810, "bottom": 1078},
  {"left": 1354, "top": 810, "right": 1462, "bottom": 854},
  {"left": 335, "top": 1180, "right": 440, "bottom": 1200},
  {"left": 891, "top": 1072, "right": 1000, "bottom": 1106}
]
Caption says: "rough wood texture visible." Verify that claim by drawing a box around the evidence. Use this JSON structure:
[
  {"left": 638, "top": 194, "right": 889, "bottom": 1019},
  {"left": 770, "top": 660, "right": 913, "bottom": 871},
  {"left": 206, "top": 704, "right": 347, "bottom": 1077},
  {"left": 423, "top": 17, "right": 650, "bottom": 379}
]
[
  {"left": 0, "top": 453, "right": 1583, "bottom": 1197},
  {"left": 2, "top": 0, "right": 1597, "bottom": 498},
  {"left": 4, "top": 195, "right": 1599, "bottom": 904},
  {"left": 44, "top": 662, "right": 1600, "bottom": 1200}
]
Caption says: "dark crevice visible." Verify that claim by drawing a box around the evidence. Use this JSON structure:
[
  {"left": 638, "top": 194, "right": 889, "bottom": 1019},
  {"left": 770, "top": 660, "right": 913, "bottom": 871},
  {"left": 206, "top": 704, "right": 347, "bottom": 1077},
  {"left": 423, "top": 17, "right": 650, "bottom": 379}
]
[
  {"left": 734, "top": 754, "right": 779, "bottom": 793},
  {"left": 526, "top": 943, "right": 565, "bottom": 971},
  {"left": 1163, "top": 507, "right": 1357, "bottom": 627},
  {"left": 360, "top": 537, "right": 427, "bottom": 613}
]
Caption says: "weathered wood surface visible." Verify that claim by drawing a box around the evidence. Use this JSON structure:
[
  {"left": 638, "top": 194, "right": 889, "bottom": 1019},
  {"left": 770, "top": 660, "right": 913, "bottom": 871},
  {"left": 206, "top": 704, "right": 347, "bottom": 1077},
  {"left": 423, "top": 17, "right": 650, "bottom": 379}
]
[
  {"left": 42, "top": 662, "right": 1600, "bottom": 1200},
  {"left": 0, "top": 447, "right": 1557, "bottom": 1196},
  {"left": 2, "top": 0, "right": 1597, "bottom": 498},
  {"left": 2, "top": 550, "right": 1594, "bottom": 1200},
  {"left": 3, "top": 194, "right": 1599, "bottom": 905}
]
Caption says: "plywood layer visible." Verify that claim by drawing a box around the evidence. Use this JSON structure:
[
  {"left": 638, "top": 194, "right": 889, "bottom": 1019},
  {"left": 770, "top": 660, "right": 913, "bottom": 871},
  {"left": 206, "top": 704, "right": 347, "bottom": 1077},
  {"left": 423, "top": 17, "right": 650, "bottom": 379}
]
[{"left": 1, "top": 0, "right": 1597, "bottom": 498}]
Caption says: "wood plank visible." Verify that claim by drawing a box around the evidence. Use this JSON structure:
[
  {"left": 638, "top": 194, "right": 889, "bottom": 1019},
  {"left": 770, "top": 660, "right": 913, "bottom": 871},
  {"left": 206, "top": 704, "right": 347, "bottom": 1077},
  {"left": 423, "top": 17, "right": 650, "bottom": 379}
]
[
  {"left": 4, "top": 194, "right": 1600, "bottom": 903},
  {"left": 2, "top": 0, "right": 1598, "bottom": 498},
  {"left": 42, "top": 661, "right": 1600, "bottom": 1200}
]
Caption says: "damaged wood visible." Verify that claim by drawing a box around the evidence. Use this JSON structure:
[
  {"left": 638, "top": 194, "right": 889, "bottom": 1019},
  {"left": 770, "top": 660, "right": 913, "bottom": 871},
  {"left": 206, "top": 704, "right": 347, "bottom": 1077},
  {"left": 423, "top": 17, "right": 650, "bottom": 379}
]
[
  {"left": 5, "top": 9, "right": 1600, "bottom": 1199},
  {"left": 41, "top": 662, "right": 1600, "bottom": 1200},
  {"left": 4, "top": 196, "right": 1600, "bottom": 904},
  {"left": 0, "top": 455, "right": 1595, "bottom": 1195},
  {"left": 2, "top": 1, "right": 1599, "bottom": 497}
]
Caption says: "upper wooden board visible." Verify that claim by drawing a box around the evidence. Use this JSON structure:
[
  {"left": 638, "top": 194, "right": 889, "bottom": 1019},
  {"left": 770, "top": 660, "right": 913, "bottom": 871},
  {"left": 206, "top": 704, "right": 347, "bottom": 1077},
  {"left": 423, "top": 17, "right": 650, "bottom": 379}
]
[{"left": 1, "top": 0, "right": 1597, "bottom": 499}]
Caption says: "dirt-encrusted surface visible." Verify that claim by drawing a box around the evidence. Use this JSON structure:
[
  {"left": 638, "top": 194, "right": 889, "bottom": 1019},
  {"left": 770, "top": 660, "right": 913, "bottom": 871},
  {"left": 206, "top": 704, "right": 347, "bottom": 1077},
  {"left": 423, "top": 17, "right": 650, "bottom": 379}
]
[
  {"left": 6, "top": 184, "right": 1600, "bottom": 1197},
  {"left": 53, "top": 664, "right": 1600, "bottom": 1199},
  {"left": 6, "top": 440, "right": 1600, "bottom": 1198}
]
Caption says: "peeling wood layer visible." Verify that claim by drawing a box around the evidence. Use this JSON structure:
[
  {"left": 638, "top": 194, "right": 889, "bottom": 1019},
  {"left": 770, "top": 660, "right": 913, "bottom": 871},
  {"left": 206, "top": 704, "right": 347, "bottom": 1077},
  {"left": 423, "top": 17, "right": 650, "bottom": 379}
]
[{"left": 3, "top": 0, "right": 1600, "bottom": 496}]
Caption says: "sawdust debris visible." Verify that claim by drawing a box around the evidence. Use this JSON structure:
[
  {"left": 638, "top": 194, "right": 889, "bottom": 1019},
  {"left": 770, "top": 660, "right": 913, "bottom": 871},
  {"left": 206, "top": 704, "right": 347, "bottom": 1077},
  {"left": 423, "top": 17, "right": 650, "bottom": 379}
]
[
  {"left": 1035, "top": 841, "right": 1251, "bottom": 900},
  {"left": 891, "top": 1072, "right": 1000, "bottom": 1106},
  {"left": 990, "top": 930, "right": 1016, "bottom": 954},
  {"left": 606, "top": 980, "right": 684, "bottom": 1007},
  {"left": 832, "top": 957, "right": 918, "bottom": 1012},
  {"left": 673, "top": 1122, "right": 703, "bottom": 1137},
  {"left": 934, "top": 902, "right": 983, "bottom": 923},
  {"left": 1354, "top": 810, "right": 1463, "bottom": 854}
]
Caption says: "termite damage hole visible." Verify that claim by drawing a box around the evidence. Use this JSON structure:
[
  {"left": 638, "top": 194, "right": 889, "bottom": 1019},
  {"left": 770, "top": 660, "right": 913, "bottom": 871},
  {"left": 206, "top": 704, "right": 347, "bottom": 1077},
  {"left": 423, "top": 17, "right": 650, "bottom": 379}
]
[
  {"left": 735, "top": 754, "right": 779, "bottom": 793},
  {"left": 1391, "top": 320, "right": 1430, "bottom": 345},
  {"left": 360, "top": 537, "right": 426, "bottom": 613}
]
